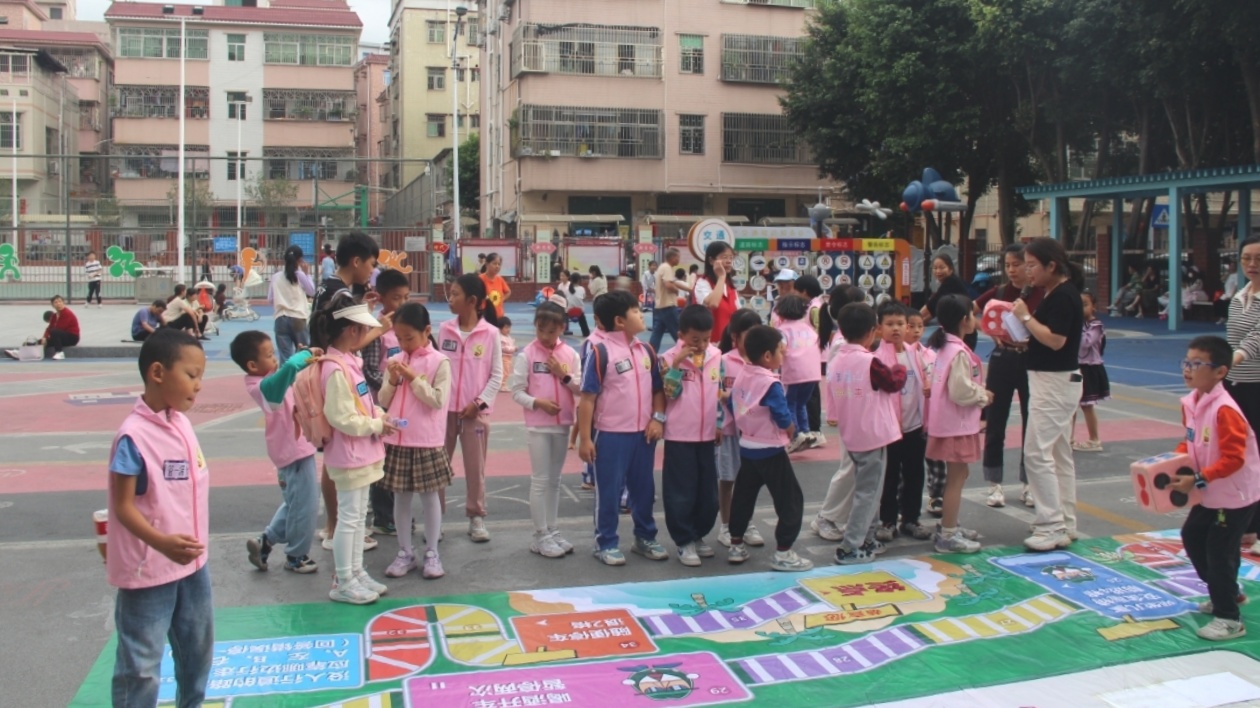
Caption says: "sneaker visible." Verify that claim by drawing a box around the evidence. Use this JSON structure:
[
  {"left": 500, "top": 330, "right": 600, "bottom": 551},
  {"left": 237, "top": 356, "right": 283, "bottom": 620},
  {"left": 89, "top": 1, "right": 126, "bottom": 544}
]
[
  {"left": 1248, "top": 539, "right": 1260, "bottom": 556},
  {"left": 1197, "top": 617, "right": 1246, "bottom": 641},
  {"left": 695, "top": 538, "right": 715, "bottom": 558},
  {"left": 717, "top": 525, "right": 733, "bottom": 547},
  {"left": 580, "top": 482, "right": 594, "bottom": 491},
  {"left": 786, "top": 433, "right": 810, "bottom": 454},
  {"left": 385, "top": 550, "right": 417, "bottom": 577},
  {"left": 284, "top": 555, "right": 318, "bottom": 574},
  {"left": 1024, "top": 529, "right": 1072, "bottom": 552},
  {"left": 869, "top": 539, "right": 888, "bottom": 555},
  {"left": 835, "top": 542, "right": 879, "bottom": 565},
  {"left": 771, "top": 549, "right": 814, "bottom": 572},
  {"left": 632, "top": 537, "right": 668, "bottom": 561},
  {"left": 321, "top": 537, "right": 333, "bottom": 551},
  {"left": 372, "top": 523, "right": 398, "bottom": 536},
  {"left": 419, "top": 550, "right": 444, "bottom": 578},
  {"left": 530, "top": 533, "right": 566, "bottom": 559},
  {"left": 356, "top": 571, "right": 388, "bottom": 596},
  {"left": 246, "top": 534, "right": 272, "bottom": 571},
  {"left": 594, "top": 548, "right": 627, "bottom": 566},
  {"left": 329, "top": 577, "right": 378, "bottom": 605},
  {"left": 1072, "top": 439, "right": 1103, "bottom": 452},
  {"left": 3, "top": 349, "right": 19, "bottom": 359},
  {"left": 468, "top": 517, "right": 490, "bottom": 543},
  {"left": 806, "top": 431, "right": 827, "bottom": 449},
  {"left": 811, "top": 516, "right": 844, "bottom": 541},
  {"left": 1199, "top": 595, "right": 1248, "bottom": 614},
  {"left": 934, "top": 530, "right": 982, "bottom": 553},
  {"left": 677, "top": 543, "right": 701, "bottom": 567},
  {"left": 363, "top": 535, "right": 378, "bottom": 551},
  {"left": 986, "top": 484, "right": 1005, "bottom": 508},
  {"left": 875, "top": 523, "right": 898, "bottom": 542},
  {"left": 547, "top": 531, "right": 574, "bottom": 555},
  {"left": 899, "top": 521, "right": 933, "bottom": 540},
  {"left": 927, "top": 497, "right": 944, "bottom": 517},
  {"left": 1021, "top": 485, "right": 1035, "bottom": 508},
  {"left": 744, "top": 525, "right": 766, "bottom": 547},
  {"left": 936, "top": 523, "right": 980, "bottom": 541},
  {"left": 52, "top": 351, "right": 65, "bottom": 360},
  {"left": 727, "top": 543, "right": 750, "bottom": 564}
]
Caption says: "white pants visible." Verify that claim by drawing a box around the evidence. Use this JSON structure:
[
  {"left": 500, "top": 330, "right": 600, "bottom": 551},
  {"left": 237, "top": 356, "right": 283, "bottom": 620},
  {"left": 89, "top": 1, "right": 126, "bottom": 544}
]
[
  {"left": 1024, "top": 370, "right": 1082, "bottom": 534},
  {"left": 334, "top": 485, "right": 369, "bottom": 582},
  {"left": 528, "top": 430, "right": 569, "bottom": 536},
  {"left": 819, "top": 434, "right": 856, "bottom": 524}
]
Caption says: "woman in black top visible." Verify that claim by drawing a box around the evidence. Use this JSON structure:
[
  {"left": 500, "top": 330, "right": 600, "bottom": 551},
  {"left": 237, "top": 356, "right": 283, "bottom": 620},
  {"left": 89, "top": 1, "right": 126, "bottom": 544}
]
[
  {"left": 921, "top": 254, "right": 977, "bottom": 349},
  {"left": 1011, "top": 237, "right": 1084, "bottom": 553}
]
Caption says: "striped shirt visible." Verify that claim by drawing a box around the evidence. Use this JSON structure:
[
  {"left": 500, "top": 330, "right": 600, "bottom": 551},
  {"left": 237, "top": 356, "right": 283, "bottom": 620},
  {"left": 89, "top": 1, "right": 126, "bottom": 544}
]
[
  {"left": 84, "top": 259, "right": 102, "bottom": 282},
  {"left": 1226, "top": 282, "right": 1260, "bottom": 383}
]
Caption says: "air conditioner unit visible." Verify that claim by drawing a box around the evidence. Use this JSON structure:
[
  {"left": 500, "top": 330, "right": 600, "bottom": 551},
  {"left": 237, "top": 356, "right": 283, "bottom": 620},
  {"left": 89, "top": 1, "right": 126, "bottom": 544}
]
[{"left": 47, "top": 161, "right": 60, "bottom": 176}]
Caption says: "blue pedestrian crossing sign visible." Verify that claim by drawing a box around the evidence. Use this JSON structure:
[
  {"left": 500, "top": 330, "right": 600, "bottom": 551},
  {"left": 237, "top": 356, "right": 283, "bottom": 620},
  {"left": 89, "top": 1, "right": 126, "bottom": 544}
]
[{"left": 1150, "top": 204, "right": 1169, "bottom": 229}]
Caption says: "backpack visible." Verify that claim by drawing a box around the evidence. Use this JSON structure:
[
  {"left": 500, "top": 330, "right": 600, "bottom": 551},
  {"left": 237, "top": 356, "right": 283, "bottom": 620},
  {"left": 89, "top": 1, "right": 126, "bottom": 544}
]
[
  {"left": 292, "top": 355, "right": 370, "bottom": 446},
  {"left": 589, "top": 341, "right": 658, "bottom": 385}
]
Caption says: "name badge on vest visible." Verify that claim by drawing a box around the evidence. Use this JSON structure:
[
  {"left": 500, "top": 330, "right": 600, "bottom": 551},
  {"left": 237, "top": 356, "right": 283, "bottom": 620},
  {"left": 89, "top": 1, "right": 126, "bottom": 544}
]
[
  {"left": 441, "top": 338, "right": 458, "bottom": 352},
  {"left": 614, "top": 358, "right": 633, "bottom": 375},
  {"left": 163, "top": 459, "right": 190, "bottom": 481},
  {"left": 1186, "top": 426, "right": 1195, "bottom": 443},
  {"left": 387, "top": 347, "right": 401, "bottom": 357},
  {"left": 532, "top": 361, "right": 550, "bottom": 374},
  {"left": 681, "top": 370, "right": 697, "bottom": 382},
  {"left": 356, "top": 381, "right": 370, "bottom": 397}
]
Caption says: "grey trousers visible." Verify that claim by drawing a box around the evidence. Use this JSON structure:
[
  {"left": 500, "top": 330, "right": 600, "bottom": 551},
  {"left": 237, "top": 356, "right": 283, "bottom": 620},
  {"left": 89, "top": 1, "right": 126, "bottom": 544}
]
[{"left": 841, "top": 447, "right": 887, "bottom": 551}]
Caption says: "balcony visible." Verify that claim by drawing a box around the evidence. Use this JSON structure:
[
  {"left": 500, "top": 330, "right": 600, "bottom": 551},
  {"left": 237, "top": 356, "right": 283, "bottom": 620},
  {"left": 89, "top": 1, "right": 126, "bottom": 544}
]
[
  {"left": 262, "top": 89, "right": 357, "bottom": 122},
  {"left": 722, "top": 0, "right": 816, "bottom": 6},
  {"left": 513, "top": 104, "right": 663, "bottom": 160},
  {"left": 721, "top": 112, "right": 811, "bottom": 165},
  {"left": 511, "top": 24, "right": 662, "bottom": 79},
  {"left": 113, "top": 86, "right": 210, "bottom": 120},
  {"left": 720, "top": 35, "right": 804, "bottom": 85}
]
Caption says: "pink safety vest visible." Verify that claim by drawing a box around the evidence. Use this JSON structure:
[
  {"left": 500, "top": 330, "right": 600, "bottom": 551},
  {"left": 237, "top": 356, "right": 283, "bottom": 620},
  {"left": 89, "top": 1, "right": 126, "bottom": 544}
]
[
  {"left": 875, "top": 340, "right": 929, "bottom": 431},
  {"left": 320, "top": 348, "right": 386, "bottom": 469},
  {"left": 720, "top": 349, "right": 748, "bottom": 436},
  {"left": 379, "top": 328, "right": 401, "bottom": 373},
  {"left": 731, "top": 365, "right": 790, "bottom": 447},
  {"left": 825, "top": 343, "right": 902, "bottom": 452},
  {"left": 521, "top": 339, "right": 580, "bottom": 427},
  {"left": 926, "top": 335, "right": 983, "bottom": 438},
  {"left": 438, "top": 318, "right": 499, "bottom": 413},
  {"left": 778, "top": 317, "right": 821, "bottom": 384},
  {"left": 660, "top": 342, "right": 722, "bottom": 442},
  {"left": 384, "top": 346, "right": 449, "bottom": 448},
  {"left": 1182, "top": 384, "right": 1260, "bottom": 510},
  {"left": 244, "top": 374, "right": 316, "bottom": 469},
  {"left": 107, "top": 399, "right": 209, "bottom": 589},
  {"left": 592, "top": 333, "right": 656, "bottom": 433}
]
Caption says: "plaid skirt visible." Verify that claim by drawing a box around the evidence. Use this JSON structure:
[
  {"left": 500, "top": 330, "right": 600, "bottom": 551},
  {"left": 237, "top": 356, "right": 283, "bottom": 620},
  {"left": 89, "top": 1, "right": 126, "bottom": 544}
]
[{"left": 381, "top": 444, "right": 453, "bottom": 494}]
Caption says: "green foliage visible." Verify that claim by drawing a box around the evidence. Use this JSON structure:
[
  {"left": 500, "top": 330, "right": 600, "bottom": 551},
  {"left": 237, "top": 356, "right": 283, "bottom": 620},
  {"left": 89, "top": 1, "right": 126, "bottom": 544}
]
[
  {"left": 445, "top": 131, "right": 480, "bottom": 214},
  {"left": 245, "top": 175, "right": 299, "bottom": 225}
]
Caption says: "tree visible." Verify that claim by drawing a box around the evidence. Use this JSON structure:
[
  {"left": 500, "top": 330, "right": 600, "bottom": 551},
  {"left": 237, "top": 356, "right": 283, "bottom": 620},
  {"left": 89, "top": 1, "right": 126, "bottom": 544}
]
[
  {"left": 244, "top": 174, "right": 298, "bottom": 228},
  {"left": 445, "top": 131, "right": 480, "bottom": 215},
  {"left": 166, "top": 178, "right": 215, "bottom": 229}
]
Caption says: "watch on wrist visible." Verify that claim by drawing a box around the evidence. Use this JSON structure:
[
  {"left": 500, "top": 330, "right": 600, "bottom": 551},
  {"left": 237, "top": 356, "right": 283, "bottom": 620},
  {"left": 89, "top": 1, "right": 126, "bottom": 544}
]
[
  {"left": 561, "top": 374, "right": 573, "bottom": 385},
  {"left": 477, "top": 401, "right": 489, "bottom": 411},
  {"left": 1021, "top": 314, "right": 1032, "bottom": 322},
  {"left": 652, "top": 411, "right": 667, "bottom": 424}
]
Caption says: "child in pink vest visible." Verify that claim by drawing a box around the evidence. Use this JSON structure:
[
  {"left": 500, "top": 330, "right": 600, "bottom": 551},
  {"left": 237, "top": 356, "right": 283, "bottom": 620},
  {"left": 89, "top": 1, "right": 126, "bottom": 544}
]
[
  {"left": 811, "top": 285, "right": 867, "bottom": 543},
  {"left": 106, "top": 329, "right": 212, "bottom": 705},
  {"left": 439, "top": 273, "right": 503, "bottom": 543},
  {"left": 826, "top": 303, "right": 907, "bottom": 564},
  {"left": 499, "top": 316, "right": 517, "bottom": 390},
  {"left": 716, "top": 309, "right": 767, "bottom": 548},
  {"left": 924, "top": 294, "right": 991, "bottom": 554},
  {"left": 380, "top": 303, "right": 453, "bottom": 581},
  {"left": 909, "top": 309, "right": 948, "bottom": 517},
  {"left": 775, "top": 295, "right": 823, "bottom": 453},
  {"left": 873, "top": 302, "right": 934, "bottom": 543},
  {"left": 727, "top": 325, "right": 814, "bottom": 572},
  {"left": 660, "top": 305, "right": 724, "bottom": 566},
  {"left": 509, "top": 303, "right": 581, "bottom": 559},
  {"left": 795, "top": 274, "right": 830, "bottom": 452},
  {"left": 1168, "top": 336, "right": 1260, "bottom": 641},
  {"left": 231, "top": 330, "right": 320, "bottom": 574},
  {"left": 312, "top": 295, "right": 397, "bottom": 604},
  {"left": 577, "top": 291, "right": 667, "bottom": 566},
  {"left": 364, "top": 268, "right": 409, "bottom": 539}
]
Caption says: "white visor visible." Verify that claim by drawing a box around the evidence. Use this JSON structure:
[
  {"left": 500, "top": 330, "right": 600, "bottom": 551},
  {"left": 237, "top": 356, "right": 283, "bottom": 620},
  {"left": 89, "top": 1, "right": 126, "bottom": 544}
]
[{"left": 332, "top": 303, "right": 381, "bottom": 328}]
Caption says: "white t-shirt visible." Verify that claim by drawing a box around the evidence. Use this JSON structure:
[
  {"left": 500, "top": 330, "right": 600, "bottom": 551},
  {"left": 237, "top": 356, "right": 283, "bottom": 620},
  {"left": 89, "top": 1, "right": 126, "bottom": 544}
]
[
  {"left": 897, "top": 350, "right": 923, "bottom": 432},
  {"left": 564, "top": 285, "right": 587, "bottom": 310}
]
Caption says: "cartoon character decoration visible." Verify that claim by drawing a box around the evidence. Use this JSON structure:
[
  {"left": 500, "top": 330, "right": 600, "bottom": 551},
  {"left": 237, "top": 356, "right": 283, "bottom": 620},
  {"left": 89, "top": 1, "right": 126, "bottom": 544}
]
[
  {"left": 1042, "top": 564, "right": 1095, "bottom": 584},
  {"left": 620, "top": 663, "right": 699, "bottom": 701},
  {"left": 239, "top": 247, "right": 266, "bottom": 287},
  {"left": 0, "top": 242, "right": 21, "bottom": 280},
  {"left": 900, "top": 168, "right": 966, "bottom": 214},
  {"left": 105, "top": 244, "right": 142, "bottom": 279},
  {"left": 378, "top": 249, "right": 412, "bottom": 274}
]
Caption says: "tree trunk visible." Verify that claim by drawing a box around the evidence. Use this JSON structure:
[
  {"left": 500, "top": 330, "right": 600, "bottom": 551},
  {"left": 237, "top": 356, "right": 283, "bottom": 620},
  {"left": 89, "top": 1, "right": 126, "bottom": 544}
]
[{"left": 996, "top": 161, "right": 1016, "bottom": 246}]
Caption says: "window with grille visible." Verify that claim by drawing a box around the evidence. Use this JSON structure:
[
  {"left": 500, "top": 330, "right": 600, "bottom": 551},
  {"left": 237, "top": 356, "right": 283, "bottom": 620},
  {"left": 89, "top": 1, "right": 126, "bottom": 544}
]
[
  {"left": 117, "top": 27, "right": 208, "bottom": 59},
  {"left": 227, "top": 34, "right": 245, "bottom": 62},
  {"left": 720, "top": 34, "right": 803, "bottom": 84},
  {"left": 263, "top": 147, "right": 352, "bottom": 180},
  {"left": 679, "top": 115, "right": 704, "bottom": 155},
  {"left": 262, "top": 89, "right": 354, "bottom": 121},
  {"left": 470, "top": 114, "right": 480, "bottom": 129},
  {"left": 427, "top": 114, "right": 445, "bottom": 138},
  {"left": 112, "top": 145, "right": 210, "bottom": 178},
  {"left": 427, "top": 21, "right": 445, "bottom": 44},
  {"left": 263, "top": 33, "right": 353, "bottom": 66},
  {"left": 227, "top": 92, "right": 248, "bottom": 120},
  {"left": 721, "top": 113, "right": 809, "bottom": 164},
  {"left": 517, "top": 104, "right": 663, "bottom": 159},
  {"left": 114, "top": 86, "right": 210, "bottom": 119},
  {"left": 679, "top": 35, "right": 703, "bottom": 74},
  {"left": 227, "top": 151, "right": 246, "bottom": 181},
  {"left": 512, "top": 24, "right": 663, "bottom": 79},
  {"left": 466, "top": 22, "right": 481, "bottom": 47},
  {"left": 0, "top": 112, "right": 20, "bottom": 149},
  {"left": 428, "top": 67, "right": 446, "bottom": 90},
  {"left": 52, "top": 50, "right": 98, "bottom": 78},
  {"left": 471, "top": 67, "right": 480, "bottom": 82},
  {"left": 0, "top": 54, "right": 28, "bottom": 83}
]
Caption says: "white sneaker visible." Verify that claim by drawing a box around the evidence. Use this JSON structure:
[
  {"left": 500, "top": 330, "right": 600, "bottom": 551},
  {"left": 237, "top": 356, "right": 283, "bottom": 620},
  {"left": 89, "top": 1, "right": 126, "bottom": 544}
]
[
  {"left": 786, "top": 433, "right": 810, "bottom": 453},
  {"left": 744, "top": 525, "right": 766, "bottom": 547},
  {"left": 677, "top": 543, "right": 701, "bottom": 567},
  {"left": 811, "top": 516, "right": 843, "bottom": 541},
  {"left": 694, "top": 538, "right": 715, "bottom": 557},
  {"left": 355, "top": 571, "right": 388, "bottom": 596},
  {"left": 1197, "top": 617, "right": 1246, "bottom": 641},
  {"left": 363, "top": 535, "right": 378, "bottom": 551},
  {"left": 986, "top": 484, "right": 1005, "bottom": 507},
  {"left": 52, "top": 351, "right": 65, "bottom": 360},
  {"left": 1024, "top": 529, "right": 1072, "bottom": 552},
  {"left": 717, "top": 524, "right": 732, "bottom": 548},
  {"left": 806, "top": 431, "right": 827, "bottom": 449},
  {"left": 1021, "top": 485, "right": 1035, "bottom": 508},
  {"left": 3, "top": 349, "right": 19, "bottom": 359},
  {"left": 329, "top": 577, "right": 378, "bottom": 605},
  {"left": 469, "top": 517, "right": 490, "bottom": 543},
  {"left": 770, "top": 549, "right": 813, "bottom": 572},
  {"left": 530, "top": 532, "right": 566, "bottom": 558}
]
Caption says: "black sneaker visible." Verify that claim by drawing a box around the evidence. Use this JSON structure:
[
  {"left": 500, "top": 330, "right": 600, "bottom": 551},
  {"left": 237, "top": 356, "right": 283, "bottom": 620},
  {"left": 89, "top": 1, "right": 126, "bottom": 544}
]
[
  {"left": 246, "top": 534, "right": 272, "bottom": 571},
  {"left": 285, "top": 555, "right": 318, "bottom": 574},
  {"left": 834, "top": 541, "right": 879, "bottom": 565}
]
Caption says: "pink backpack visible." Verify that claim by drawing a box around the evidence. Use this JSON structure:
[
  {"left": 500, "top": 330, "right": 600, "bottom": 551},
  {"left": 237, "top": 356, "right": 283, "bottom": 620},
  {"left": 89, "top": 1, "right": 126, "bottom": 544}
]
[{"left": 293, "top": 355, "right": 368, "bottom": 446}]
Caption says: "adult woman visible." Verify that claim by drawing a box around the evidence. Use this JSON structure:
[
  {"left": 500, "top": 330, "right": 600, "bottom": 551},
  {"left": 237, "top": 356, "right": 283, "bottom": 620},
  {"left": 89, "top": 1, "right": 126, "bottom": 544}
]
[
  {"left": 163, "top": 283, "right": 209, "bottom": 339},
  {"left": 1225, "top": 236, "right": 1260, "bottom": 553},
  {"left": 693, "top": 241, "right": 740, "bottom": 344},
  {"left": 974, "top": 244, "right": 1042, "bottom": 508},
  {"left": 921, "top": 254, "right": 976, "bottom": 349},
  {"left": 564, "top": 270, "right": 590, "bottom": 337},
  {"left": 269, "top": 245, "right": 316, "bottom": 364},
  {"left": 1137, "top": 265, "right": 1162, "bottom": 318},
  {"left": 1010, "top": 237, "right": 1084, "bottom": 552},
  {"left": 41, "top": 294, "right": 80, "bottom": 359},
  {"left": 479, "top": 252, "right": 511, "bottom": 320},
  {"left": 587, "top": 265, "right": 608, "bottom": 299}
]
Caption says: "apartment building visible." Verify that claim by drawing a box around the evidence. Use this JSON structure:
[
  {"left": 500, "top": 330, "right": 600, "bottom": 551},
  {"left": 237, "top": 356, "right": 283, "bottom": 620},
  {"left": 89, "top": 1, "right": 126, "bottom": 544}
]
[
  {"left": 353, "top": 52, "right": 388, "bottom": 223},
  {"left": 104, "top": 0, "right": 362, "bottom": 245},
  {"left": 477, "top": 0, "right": 836, "bottom": 243},
  {"left": 386, "top": 0, "right": 481, "bottom": 189}
]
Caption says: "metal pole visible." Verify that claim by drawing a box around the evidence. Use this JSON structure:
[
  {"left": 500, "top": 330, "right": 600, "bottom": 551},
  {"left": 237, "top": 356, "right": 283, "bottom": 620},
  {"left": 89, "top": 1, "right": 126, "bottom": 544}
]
[
  {"left": 11, "top": 97, "right": 17, "bottom": 246},
  {"left": 236, "top": 102, "right": 242, "bottom": 257},
  {"left": 177, "top": 15, "right": 187, "bottom": 285},
  {"left": 450, "top": 4, "right": 462, "bottom": 246},
  {"left": 62, "top": 74, "right": 70, "bottom": 296}
]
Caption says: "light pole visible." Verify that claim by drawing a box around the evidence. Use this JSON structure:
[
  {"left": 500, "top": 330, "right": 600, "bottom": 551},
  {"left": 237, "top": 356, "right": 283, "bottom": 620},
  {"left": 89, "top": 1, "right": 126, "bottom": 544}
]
[
  {"left": 163, "top": 4, "right": 202, "bottom": 284},
  {"left": 449, "top": 3, "right": 467, "bottom": 245},
  {"left": 232, "top": 96, "right": 251, "bottom": 257},
  {"left": 10, "top": 95, "right": 16, "bottom": 246}
]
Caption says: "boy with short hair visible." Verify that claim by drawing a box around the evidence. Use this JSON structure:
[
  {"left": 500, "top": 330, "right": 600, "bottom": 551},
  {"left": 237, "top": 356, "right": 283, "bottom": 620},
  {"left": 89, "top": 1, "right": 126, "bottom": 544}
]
[
  {"left": 873, "top": 302, "right": 933, "bottom": 541},
  {"left": 578, "top": 290, "right": 667, "bottom": 566},
  {"left": 660, "top": 304, "right": 723, "bottom": 566},
  {"left": 131, "top": 300, "right": 166, "bottom": 342},
  {"left": 107, "top": 329, "right": 212, "bottom": 705},
  {"left": 826, "top": 303, "right": 907, "bottom": 564},
  {"left": 1168, "top": 335, "right": 1260, "bottom": 641},
  {"left": 363, "top": 268, "right": 410, "bottom": 535},
  {"left": 727, "top": 325, "right": 814, "bottom": 572},
  {"left": 231, "top": 330, "right": 322, "bottom": 574}
]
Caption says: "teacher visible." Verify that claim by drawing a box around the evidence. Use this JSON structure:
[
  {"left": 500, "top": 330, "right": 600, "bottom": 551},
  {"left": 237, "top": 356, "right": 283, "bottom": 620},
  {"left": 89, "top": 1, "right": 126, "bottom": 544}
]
[
  {"left": 921, "top": 254, "right": 976, "bottom": 349},
  {"left": 1011, "top": 237, "right": 1084, "bottom": 552},
  {"left": 693, "top": 241, "right": 740, "bottom": 343},
  {"left": 1226, "top": 236, "right": 1260, "bottom": 554},
  {"left": 479, "top": 252, "right": 511, "bottom": 320},
  {"left": 270, "top": 245, "right": 316, "bottom": 364}
]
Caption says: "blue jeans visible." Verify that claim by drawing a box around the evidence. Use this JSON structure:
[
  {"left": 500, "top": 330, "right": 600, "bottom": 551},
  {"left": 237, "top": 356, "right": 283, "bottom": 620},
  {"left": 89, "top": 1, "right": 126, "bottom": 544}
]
[
  {"left": 785, "top": 382, "right": 818, "bottom": 434},
  {"left": 273, "top": 315, "right": 310, "bottom": 365},
  {"left": 648, "top": 306, "right": 679, "bottom": 353},
  {"left": 594, "top": 431, "right": 658, "bottom": 550},
  {"left": 264, "top": 454, "right": 319, "bottom": 558},
  {"left": 112, "top": 564, "right": 214, "bottom": 708},
  {"left": 662, "top": 440, "right": 720, "bottom": 546}
]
